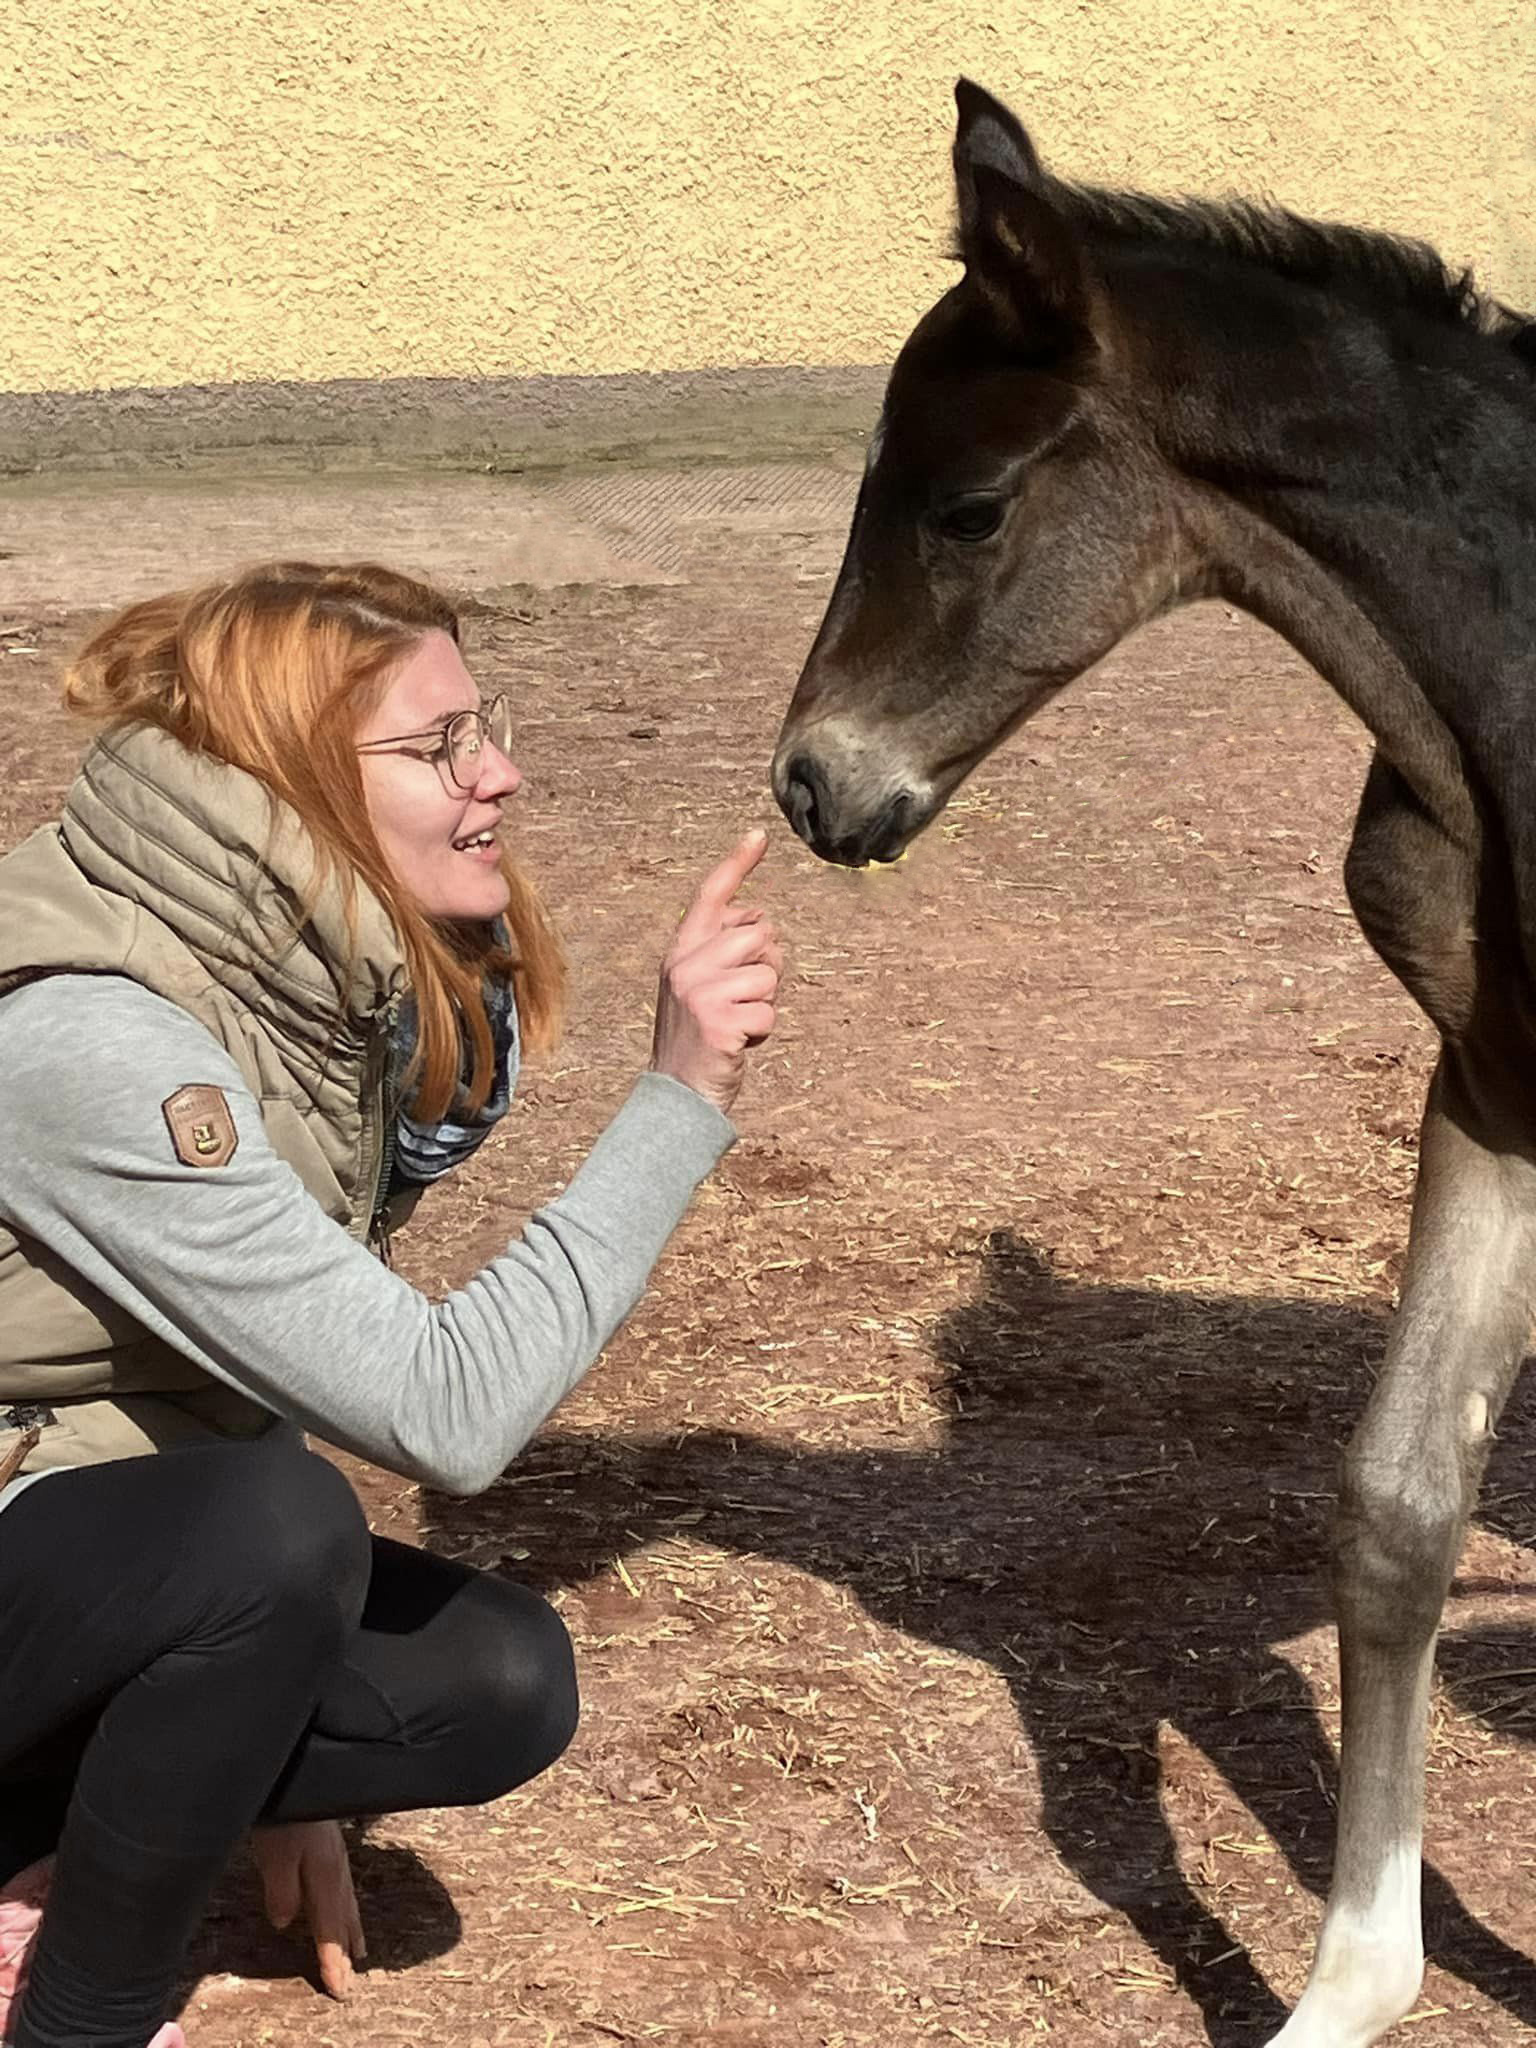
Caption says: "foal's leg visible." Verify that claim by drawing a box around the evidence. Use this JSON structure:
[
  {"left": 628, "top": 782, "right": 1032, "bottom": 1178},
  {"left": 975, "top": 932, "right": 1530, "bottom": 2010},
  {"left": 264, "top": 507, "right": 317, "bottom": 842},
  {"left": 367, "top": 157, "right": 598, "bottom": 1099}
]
[{"left": 1271, "top": 1048, "right": 1536, "bottom": 2048}]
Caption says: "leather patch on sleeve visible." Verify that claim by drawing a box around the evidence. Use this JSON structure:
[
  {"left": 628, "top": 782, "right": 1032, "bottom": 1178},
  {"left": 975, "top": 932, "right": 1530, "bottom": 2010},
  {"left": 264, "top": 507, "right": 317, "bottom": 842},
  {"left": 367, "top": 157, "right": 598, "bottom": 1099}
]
[{"left": 162, "top": 1084, "right": 239, "bottom": 1169}]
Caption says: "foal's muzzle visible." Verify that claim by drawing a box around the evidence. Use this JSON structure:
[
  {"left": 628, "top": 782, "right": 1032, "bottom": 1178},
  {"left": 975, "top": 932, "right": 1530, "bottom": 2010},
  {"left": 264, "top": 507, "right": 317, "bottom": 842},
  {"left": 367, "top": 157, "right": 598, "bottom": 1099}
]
[{"left": 775, "top": 751, "right": 927, "bottom": 867}]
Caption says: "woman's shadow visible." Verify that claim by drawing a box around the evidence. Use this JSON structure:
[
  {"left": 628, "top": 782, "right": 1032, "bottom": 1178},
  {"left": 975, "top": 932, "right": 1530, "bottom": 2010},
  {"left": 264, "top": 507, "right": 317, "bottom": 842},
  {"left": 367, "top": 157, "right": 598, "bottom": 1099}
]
[
  {"left": 424, "top": 1230, "right": 1536, "bottom": 2042},
  {"left": 179, "top": 1825, "right": 462, "bottom": 1996}
]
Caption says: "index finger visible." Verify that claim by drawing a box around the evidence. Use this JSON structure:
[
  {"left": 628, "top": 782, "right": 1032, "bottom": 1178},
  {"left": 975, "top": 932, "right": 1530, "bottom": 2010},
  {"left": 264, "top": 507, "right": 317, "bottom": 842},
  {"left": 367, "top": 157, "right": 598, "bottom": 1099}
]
[
  {"left": 309, "top": 1881, "right": 357, "bottom": 1999},
  {"left": 316, "top": 1933, "right": 354, "bottom": 2001},
  {"left": 677, "top": 828, "right": 768, "bottom": 941}
]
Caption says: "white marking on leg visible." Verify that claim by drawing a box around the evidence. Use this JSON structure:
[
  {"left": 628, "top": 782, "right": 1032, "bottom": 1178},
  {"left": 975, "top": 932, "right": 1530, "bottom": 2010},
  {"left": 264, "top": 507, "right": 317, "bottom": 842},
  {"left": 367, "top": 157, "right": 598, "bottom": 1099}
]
[{"left": 1267, "top": 1840, "right": 1423, "bottom": 2048}]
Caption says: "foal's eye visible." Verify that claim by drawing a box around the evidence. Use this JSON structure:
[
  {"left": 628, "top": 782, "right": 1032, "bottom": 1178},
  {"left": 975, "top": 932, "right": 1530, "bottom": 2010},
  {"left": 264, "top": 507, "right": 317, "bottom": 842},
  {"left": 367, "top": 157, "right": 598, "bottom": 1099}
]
[{"left": 933, "top": 495, "right": 1007, "bottom": 543}]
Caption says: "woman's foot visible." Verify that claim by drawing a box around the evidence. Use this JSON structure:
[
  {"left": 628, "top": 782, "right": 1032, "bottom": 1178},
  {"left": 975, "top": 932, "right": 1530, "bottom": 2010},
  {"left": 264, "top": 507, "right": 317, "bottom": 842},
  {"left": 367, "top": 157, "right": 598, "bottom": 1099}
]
[{"left": 0, "top": 1858, "right": 53, "bottom": 2042}]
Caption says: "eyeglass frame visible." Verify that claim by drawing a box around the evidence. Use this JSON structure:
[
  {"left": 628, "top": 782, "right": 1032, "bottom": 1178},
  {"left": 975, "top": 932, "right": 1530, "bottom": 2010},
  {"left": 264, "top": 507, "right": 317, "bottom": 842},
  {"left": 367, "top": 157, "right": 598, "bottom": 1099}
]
[{"left": 355, "top": 693, "right": 515, "bottom": 793}]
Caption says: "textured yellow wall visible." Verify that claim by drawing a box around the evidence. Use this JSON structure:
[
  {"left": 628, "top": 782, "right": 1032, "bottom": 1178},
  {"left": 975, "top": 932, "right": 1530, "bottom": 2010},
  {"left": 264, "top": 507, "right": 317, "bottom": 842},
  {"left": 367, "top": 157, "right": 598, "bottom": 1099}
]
[{"left": 3, "top": 0, "right": 1533, "bottom": 396}]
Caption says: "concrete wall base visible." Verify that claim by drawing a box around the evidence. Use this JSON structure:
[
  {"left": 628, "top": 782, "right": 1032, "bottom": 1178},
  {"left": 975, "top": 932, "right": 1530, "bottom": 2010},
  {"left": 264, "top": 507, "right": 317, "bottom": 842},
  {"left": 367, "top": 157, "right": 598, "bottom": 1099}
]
[{"left": 0, "top": 365, "right": 887, "bottom": 479}]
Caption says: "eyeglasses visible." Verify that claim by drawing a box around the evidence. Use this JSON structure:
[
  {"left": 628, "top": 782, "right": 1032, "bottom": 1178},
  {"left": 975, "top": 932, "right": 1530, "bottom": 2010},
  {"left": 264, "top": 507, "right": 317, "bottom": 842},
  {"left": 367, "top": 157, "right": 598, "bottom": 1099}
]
[{"left": 356, "top": 694, "right": 514, "bottom": 793}]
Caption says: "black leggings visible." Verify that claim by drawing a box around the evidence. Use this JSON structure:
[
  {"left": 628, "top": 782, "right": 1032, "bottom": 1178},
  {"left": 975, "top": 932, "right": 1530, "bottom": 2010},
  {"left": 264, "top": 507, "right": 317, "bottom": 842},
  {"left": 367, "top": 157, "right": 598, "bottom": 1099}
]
[{"left": 0, "top": 1437, "right": 578, "bottom": 2048}]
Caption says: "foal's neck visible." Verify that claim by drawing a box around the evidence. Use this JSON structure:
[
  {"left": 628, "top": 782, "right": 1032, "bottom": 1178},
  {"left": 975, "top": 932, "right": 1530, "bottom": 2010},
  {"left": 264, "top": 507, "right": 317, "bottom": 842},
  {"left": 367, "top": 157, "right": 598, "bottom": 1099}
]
[{"left": 1152, "top": 269, "right": 1536, "bottom": 849}]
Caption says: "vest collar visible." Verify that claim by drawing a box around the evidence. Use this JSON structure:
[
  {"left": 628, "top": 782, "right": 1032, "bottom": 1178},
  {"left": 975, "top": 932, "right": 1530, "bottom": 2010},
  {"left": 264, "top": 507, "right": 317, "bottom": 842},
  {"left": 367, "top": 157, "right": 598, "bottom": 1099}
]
[{"left": 61, "top": 724, "right": 408, "bottom": 1053}]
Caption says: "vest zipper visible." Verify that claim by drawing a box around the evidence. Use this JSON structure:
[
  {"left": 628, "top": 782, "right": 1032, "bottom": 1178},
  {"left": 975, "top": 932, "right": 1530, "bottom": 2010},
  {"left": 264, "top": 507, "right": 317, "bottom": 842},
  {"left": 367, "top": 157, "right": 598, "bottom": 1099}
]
[
  {"left": 366, "top": 992, "right": 404, "bottom": 1265},
  {"left": 371, "top": 1116, "right": 398, "bottom": 1266}
]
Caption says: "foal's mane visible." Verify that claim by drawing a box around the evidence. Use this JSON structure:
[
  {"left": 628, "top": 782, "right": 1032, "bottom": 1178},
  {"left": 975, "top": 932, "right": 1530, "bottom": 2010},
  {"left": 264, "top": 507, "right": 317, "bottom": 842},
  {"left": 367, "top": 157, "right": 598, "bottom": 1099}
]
[{"left": 1005, "top": 176, "right": 1536, "bottom": 359}]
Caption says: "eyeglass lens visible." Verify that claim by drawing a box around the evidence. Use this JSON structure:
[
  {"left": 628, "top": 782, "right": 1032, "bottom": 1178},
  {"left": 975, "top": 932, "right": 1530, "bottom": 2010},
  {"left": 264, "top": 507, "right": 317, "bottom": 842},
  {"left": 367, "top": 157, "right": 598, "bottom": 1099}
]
[{"left": 447, "top": 697, "right": 512, "bottom": 789}]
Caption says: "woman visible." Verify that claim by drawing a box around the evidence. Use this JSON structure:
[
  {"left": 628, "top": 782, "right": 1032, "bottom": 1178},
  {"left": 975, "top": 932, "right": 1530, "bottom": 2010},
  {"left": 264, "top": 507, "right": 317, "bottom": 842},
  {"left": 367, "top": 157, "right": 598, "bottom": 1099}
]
[{"left": 0, "top": 560, "right": 781, "bottom": 2048}]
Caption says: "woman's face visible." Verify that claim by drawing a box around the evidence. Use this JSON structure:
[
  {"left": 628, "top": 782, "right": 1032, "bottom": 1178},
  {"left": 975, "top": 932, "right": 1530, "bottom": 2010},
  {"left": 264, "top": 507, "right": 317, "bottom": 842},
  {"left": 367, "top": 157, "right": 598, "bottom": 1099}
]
[{"left": 357, "top": 631, "right": 522, "bottom": 924}]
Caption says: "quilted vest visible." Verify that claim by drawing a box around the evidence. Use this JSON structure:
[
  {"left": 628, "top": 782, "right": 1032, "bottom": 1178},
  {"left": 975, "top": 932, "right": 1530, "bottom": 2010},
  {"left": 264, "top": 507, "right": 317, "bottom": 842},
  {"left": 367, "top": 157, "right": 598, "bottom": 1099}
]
[{"left": 0, "top": 723, "right": 408, "bottom": 1477}]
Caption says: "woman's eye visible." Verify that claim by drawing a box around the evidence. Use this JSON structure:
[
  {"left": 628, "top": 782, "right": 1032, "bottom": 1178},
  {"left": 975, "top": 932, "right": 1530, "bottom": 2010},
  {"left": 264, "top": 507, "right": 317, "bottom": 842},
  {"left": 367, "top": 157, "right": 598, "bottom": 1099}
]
[{"left": 934, "top": 496, "right": 1007, "bottom": 543}]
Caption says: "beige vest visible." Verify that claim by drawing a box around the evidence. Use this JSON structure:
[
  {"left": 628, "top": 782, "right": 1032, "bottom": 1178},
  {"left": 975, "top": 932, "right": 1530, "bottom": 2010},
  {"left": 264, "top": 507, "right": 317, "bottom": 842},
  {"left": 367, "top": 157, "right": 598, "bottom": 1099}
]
[{"left": 0, "top": 724, "right": 409, "bottom": 1477}]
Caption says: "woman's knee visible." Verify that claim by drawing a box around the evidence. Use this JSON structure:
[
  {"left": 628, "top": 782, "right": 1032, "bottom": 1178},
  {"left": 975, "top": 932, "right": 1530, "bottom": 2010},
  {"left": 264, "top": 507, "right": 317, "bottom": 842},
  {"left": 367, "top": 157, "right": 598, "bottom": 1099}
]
[
  {"left": 179, "top": 1439, "right": 372, "bottom": 1646},
  {"left": 444, "top": 1583, "right": 580, "bottom": 1804}
]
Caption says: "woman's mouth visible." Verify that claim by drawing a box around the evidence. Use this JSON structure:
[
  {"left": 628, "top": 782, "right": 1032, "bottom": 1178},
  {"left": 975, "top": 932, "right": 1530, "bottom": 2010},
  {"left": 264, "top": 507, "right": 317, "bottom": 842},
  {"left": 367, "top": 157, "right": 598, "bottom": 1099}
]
[{"left": 452, "top": 828, "right": 500, "bottom": 860}]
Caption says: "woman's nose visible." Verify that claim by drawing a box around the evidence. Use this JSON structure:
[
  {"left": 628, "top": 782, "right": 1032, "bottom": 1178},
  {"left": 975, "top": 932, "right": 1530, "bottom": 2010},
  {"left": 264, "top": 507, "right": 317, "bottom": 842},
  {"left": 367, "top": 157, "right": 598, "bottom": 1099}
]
[{"left": 478, "top": 744, "right": 522, "bottom": 798}]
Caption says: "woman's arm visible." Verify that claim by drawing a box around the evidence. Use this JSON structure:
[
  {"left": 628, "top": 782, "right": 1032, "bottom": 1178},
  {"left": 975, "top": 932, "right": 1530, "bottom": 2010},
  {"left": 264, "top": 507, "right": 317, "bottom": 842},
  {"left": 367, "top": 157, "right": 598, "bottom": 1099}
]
[{"left": 0, "top": 975, "right": 734, "bottom": 1494}]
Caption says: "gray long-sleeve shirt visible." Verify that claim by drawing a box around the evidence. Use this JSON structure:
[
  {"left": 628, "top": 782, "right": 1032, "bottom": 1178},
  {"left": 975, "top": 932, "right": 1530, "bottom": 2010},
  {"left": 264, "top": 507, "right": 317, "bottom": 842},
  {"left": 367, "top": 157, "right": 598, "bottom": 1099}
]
[{"left": 0, "top": 974, "right": 734, "bottom": 1508}]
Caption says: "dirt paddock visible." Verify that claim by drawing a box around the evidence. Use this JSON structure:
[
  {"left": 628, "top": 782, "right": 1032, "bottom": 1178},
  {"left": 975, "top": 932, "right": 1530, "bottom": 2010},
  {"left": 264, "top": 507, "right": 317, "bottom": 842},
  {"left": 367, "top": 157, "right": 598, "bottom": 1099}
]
[{"left": 5, "top": 456, "right": 1536, "bottom": 2046}]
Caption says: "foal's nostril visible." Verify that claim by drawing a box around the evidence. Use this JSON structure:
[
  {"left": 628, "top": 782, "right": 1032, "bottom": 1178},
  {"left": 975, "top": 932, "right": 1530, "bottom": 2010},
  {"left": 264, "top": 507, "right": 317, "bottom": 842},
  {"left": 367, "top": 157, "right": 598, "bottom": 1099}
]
[
  {"left": 870, "top": 788, "right": 920, "bottom": 862},
  {"left": 778, "top": 752, "right": 830, "bottom": 848}
]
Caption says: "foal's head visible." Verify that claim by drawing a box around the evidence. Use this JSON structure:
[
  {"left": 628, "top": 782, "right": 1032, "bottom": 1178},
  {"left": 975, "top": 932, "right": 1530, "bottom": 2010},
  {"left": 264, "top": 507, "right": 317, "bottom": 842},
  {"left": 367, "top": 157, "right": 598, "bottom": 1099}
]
[
  {"left": 773, "top": 83, "right": 1207, "bottom": 866},
  {"left": 773, "top": 82, "right": 1535, "bottom": 868}
]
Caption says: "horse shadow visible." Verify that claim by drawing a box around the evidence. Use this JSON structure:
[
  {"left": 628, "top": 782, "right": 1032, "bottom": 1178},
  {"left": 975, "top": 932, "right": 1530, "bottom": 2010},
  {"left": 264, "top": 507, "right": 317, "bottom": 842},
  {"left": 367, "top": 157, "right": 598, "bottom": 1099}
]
[{"left": 423, "top": 1232, "right": 1536, "bottom": 2042}]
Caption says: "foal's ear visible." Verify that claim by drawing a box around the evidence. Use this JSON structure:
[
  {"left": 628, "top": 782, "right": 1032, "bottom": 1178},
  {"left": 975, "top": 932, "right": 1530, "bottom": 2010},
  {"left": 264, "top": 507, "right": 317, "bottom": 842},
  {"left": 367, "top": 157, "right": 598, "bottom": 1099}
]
[
  {"left": 954, "top": 79, "right": 1043, "bottom": 188},
  {"left": 952, "top": 80, "right": 1089, "bottom": 343}
]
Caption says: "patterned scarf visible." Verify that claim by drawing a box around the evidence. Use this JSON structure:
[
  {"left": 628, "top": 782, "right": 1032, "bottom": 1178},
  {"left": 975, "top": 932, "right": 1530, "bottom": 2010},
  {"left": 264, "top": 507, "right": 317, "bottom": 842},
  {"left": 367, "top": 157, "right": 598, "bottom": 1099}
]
[{"left": 387, "top": 969, "right": 520, "bottom": 1192}]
